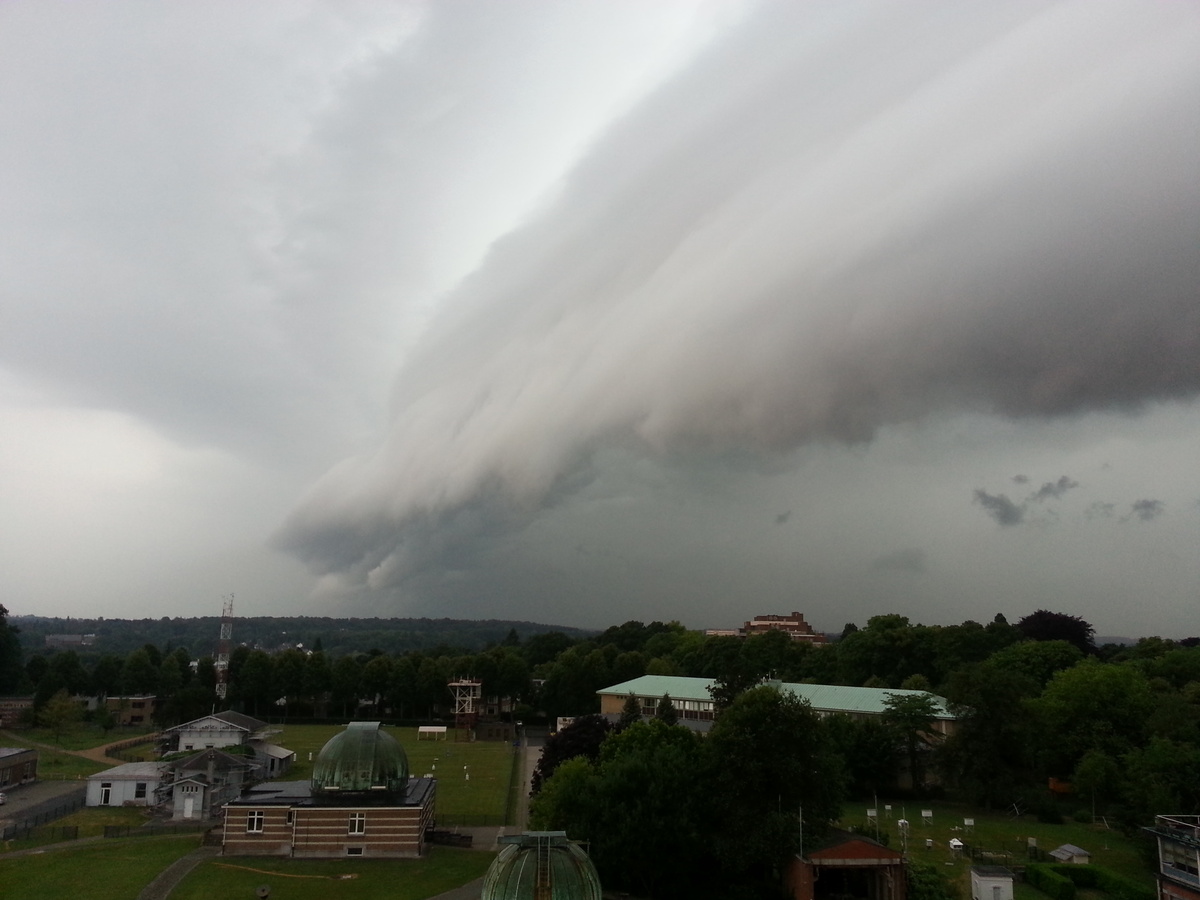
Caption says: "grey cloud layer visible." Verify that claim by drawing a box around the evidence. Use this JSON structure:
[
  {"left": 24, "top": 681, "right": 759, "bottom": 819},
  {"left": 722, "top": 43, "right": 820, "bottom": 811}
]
[{"left": 277, "top": 1, "right": 1200, "bottom": 597}]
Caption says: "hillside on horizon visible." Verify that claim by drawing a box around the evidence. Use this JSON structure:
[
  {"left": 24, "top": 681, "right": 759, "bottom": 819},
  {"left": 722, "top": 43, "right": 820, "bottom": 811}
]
[{"left": 12, "top": 614, "right": 595, "bottom": 659}]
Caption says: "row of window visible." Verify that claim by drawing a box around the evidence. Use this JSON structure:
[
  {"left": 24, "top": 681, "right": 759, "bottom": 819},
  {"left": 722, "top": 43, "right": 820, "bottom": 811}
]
[{"left": 246, "top": 811, "right": 367, "bottom": 835}]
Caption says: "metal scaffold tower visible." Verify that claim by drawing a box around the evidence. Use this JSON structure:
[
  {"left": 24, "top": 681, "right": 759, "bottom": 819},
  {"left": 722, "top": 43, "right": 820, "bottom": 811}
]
[
  {"left": 214, "top": 594, "right": 234, "bottom": 700},
  {"left": 448, "top": 676, "right": 482, "bottom": 741}
]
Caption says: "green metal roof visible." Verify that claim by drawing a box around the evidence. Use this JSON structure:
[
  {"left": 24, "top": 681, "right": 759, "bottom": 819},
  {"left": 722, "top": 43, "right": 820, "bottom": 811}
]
[
  {"left": 311, "top": 721, "right": 409, "bottom": 794},
  {"left": 598, "top": 675, "right": 954, "bottom": 719},
  {"left": 481, "top": 832, "right": 602, "bottom": 900}
]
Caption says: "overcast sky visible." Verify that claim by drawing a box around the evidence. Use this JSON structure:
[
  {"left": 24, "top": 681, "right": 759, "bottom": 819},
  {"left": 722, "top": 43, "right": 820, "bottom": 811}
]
[{"left": 3, "top": 1, "right": 1199, "bottom": 638}]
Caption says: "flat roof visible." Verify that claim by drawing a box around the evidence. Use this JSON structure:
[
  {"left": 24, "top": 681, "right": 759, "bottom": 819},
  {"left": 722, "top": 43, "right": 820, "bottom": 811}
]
[
  {"left": 597, "top": 675, "right": 955, "bottom": 718},
  {"left": 225, "top": 776, "right": 435, "bottom": 809},
  {"left": 88, "top": 761, "right": 166, "bottom": 779}
]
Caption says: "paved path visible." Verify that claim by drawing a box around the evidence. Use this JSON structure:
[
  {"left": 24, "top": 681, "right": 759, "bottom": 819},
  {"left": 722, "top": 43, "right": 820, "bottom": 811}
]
[{"left": 136, "top": 845, "right": 222, "bottom": 900}]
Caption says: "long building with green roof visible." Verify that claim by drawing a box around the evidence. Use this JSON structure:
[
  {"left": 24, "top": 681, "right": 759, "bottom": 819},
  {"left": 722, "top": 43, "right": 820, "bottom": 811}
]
[{"left": 597, "top": 675, "right": 956, "bottom": 734}]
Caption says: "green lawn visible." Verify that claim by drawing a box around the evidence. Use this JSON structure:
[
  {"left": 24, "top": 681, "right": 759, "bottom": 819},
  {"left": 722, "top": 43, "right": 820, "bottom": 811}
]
[
  {"left": 837, "top": 800, "right": 1155, "bottom": 893},
  {"left": 172, "top": 846, "right": 494, "bottom": 900},
  {"left": 0, "top": 725, "right": 156, "bottom": 752},
  {"left": 21, "top": 747, "right": 108, "bottom": 779},
  {"left": 275, "top": 725, "right": 518, "bottom": 827},
  {"left": 0, "top": 835, "right": 202, "bottom": 900}
]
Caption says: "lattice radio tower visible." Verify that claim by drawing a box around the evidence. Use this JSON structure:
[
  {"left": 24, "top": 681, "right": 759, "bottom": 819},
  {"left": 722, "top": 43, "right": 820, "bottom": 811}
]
[
  {"left": 448, "top": 676, "right": 482, "bottom": 740},
  {"left": 215, "top": 594, "right": 234, "bottom": 700}
]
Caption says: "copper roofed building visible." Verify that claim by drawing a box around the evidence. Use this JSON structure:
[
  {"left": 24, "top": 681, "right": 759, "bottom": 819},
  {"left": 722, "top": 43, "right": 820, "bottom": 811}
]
[{"left": 706, "top": 612, "right": 828, "bottom": 644}]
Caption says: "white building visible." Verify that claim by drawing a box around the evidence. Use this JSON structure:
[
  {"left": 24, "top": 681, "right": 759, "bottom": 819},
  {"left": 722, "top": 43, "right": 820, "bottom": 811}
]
[
  {"left": 971, "top": 867, "right": 1014, "bottom": 900},
  {"left": 161, "top": 710, "right": 293, "bottom": 779},
  {"left": 85, "top": 761, "right": 168, "bottom": 807}
]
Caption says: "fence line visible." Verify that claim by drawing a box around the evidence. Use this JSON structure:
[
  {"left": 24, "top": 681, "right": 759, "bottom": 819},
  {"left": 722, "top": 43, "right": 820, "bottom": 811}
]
[
  {"left": 106, "top": 732, "right": 162, "bottom": 762},
  {"left": 0, "top": 786, "right": 86, "bottom": 840}
]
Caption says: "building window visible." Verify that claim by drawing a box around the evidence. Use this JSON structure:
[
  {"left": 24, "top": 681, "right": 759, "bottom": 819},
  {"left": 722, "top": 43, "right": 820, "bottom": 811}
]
[
  {"left": 135, "top": 782, "right": 147, "bottom": 799},
  {"left": 348, "top": 812, "right": 366, "bottom": 835},
  {"left": 184, "top": 744, "right": 193, "bottom": 750},
  {"left": 247, "top": 811, "right": 265, "bottom": 833},
  {"left": 346, "top": 847, "right": 364, "bottom": 856},
  {"left": 286, "top": 810, "right": 294, "bottom": 826}
]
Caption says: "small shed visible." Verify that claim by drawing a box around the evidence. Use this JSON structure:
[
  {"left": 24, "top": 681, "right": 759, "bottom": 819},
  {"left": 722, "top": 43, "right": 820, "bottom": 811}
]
[
  {"left": 786, "top": 830, "right": 906, "bottom": 900},
  {"left": 971, "top": 866, "right": 1014, "bottom": 900},
  {"left": 1049, "top": 844, "right": 1090, "bottom": 864},
  {"left": 86, "top": 761, "right": 167, "bottom": 807}
]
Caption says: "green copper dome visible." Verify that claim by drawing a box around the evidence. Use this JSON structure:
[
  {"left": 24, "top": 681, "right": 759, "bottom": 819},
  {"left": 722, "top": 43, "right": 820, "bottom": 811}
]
[
  {"left": 481, "top": 833, "right": 602, "bottom": 900},
  {"left": 311, "top": 722, "right": 409, "bottom": 794}
]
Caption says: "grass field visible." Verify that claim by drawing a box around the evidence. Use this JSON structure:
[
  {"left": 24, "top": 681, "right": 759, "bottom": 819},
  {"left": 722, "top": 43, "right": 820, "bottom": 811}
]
[
  {"left": 275, "top": 724, "right": 518, "bottom": 827},
  {"left": 837, "top": 799, "right": 1156, "bottom": 894},
  {"left": 0, "top": 725, "right": 156, "bottom": 752},
  {"left": 7, "top": 746, "right": 108, "bottom": 780},
  {"left": 172, "top": 846, "right": 494, "bottom": 900},
  {"left": 0, "top": 835, "right": 202, "bottom": 900}
]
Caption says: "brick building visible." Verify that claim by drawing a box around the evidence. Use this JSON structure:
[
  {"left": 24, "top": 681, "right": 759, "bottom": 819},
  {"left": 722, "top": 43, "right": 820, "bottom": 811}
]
[{"left": 222, "top": 722, "right": 435, "bottom": 859}]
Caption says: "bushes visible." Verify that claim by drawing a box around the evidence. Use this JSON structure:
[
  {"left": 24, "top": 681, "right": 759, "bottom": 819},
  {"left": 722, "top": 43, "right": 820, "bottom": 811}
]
[
  {"left": 1039, "top": 864, "right": 1154, "bottom": 900},
  {"left": 1026, "top": 863, "right": 1076, "bottom": 900}
]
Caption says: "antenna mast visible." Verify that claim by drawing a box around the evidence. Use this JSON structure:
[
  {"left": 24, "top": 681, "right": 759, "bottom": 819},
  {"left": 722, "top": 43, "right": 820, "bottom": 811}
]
[{"left": 215, "top": 594, "right": 234, "bottom": 701}]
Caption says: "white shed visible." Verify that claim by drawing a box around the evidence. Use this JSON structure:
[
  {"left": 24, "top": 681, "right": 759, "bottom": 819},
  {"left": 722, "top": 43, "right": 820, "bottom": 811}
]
[
  {"left": 85, "top": 762, "right": 167, "bottom": 807},
  {"left": 1049, "top": 844, "right": 1091, "bottom": 865},
  {"left": 971, "top": 866, "right": 1015, "bottom": 900}
]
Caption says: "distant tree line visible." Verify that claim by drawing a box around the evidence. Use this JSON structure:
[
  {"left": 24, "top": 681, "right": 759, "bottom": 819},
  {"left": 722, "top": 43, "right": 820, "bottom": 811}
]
[
  {"left": 5, "top": 604, "right": 1200, "bottom": 833},
  {"left": 11, "top": 614, "right": 592, "bottom": 660}
]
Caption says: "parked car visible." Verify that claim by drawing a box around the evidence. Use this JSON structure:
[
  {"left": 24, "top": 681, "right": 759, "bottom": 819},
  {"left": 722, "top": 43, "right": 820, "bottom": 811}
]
[{"left": 0, "top": 792, "right": 7, "bottom": 804}]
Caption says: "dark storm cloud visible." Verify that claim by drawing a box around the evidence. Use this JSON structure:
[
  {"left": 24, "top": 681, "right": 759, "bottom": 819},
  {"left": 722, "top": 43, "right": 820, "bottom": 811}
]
[
  {"left": 1013, "top": 474, "right": 1030, "bottom": 485},
  {"left": 276, "top": 1, "right": 1200, "bottom": 604},
  {"left": 1030, "top": 476, "right": 1079, "bottom": 502},
  {"left": 1127, "top": 499, "right": 1166, "bottom": 523},
  {"left": 973, "top": 490, "right": 1025, "bottom": 527}
]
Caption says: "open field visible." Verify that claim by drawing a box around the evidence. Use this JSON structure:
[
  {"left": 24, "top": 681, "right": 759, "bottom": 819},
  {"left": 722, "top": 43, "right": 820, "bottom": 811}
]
[
  {"left": 0, "top": 834, "right": 202, "bottom": 900},
  {"left": 0, "top": 725, "right": 156, "bottom": 752},
  {"left": 837, "top": 800, "right": 1156, "bottom": 893},
  {"left": 275, "top": 724, "right": 518, "bottom": 827},
  {"left": 172, "top": 846, "right": 494, "bottom": 900}
]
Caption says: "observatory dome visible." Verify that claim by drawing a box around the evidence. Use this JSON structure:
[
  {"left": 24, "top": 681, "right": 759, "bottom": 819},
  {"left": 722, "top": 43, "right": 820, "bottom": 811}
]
[
  {"left": 481, "top": 832, "right": 602, "bottom": 900},
  {"left": 311, "top": 721, "right": 409, "bottom": 794}
]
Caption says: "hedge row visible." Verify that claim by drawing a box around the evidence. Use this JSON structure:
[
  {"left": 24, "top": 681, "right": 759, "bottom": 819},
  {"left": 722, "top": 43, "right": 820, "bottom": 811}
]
[
  {"left": 1045, "top": 864, "right": 1155, "bottom": 900},
  {"left": 1026, "top": 863, "right": 1076, "bottom": 900}
]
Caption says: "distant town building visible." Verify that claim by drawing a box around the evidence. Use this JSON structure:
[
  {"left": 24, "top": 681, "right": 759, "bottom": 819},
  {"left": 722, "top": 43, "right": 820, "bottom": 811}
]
[
  {"left": 44, "top": 634, "right": 96, "bottom": 649},
  {"left": 598, "top": 675, "right": 956, "bottom": 734},
  {"left": 705, "top": 612, "right": 828, "bottom": 645},
  {"left": 93, "top": 695, "right": 158, "bottom": 727},
  {"left": 0, "top": 697, "right": 34, "bottom": 729}
]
